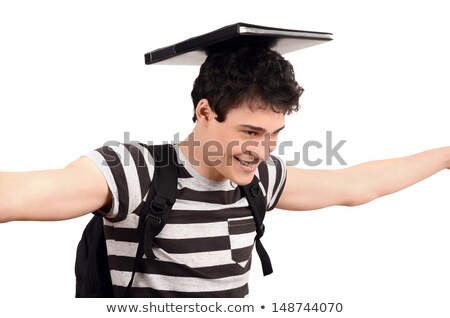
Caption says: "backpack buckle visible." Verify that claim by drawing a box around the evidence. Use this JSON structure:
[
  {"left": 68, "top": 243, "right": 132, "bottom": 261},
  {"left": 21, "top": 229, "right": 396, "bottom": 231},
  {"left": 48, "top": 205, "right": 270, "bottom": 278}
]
[
  {"left": 149, "top": 195, "right": 172, "bottom": 214},
  {"left": 250, "top": 184, "right": 260, "bottom": 197},
  {"left": 145, "top": 195, "right": 173, "bottom": 226}
]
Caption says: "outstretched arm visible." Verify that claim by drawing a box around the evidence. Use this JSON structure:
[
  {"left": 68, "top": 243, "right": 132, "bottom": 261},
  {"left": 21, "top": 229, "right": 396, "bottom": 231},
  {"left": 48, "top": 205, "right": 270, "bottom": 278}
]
[
  {"left": 276, "top": 146, "right": 450, "bottom": 211},
  {"left": 0, "top": 156, "right": 111, "bottom": 223}
]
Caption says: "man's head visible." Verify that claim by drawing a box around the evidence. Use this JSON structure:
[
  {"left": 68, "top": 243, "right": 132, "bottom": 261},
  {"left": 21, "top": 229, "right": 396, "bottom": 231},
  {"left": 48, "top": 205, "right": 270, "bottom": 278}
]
[
  {"left": 191, "top": 46, "right": 303, "bottom": 122},
  {"left": 186, "top": 47, "right": 303, "bottom": 185}
]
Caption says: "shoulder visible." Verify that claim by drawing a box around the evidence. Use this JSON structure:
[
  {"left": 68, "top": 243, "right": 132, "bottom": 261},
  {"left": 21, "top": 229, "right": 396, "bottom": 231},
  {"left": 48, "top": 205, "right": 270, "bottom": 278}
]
[
  {"left": 257, "top": 154, "right": 286, "bottom": 184},
  {"left": 256, "top": 154, "right": 287, "bottom": 210},
  {"left": 84, "top": 142, "right": 159, "bottom": 221}
]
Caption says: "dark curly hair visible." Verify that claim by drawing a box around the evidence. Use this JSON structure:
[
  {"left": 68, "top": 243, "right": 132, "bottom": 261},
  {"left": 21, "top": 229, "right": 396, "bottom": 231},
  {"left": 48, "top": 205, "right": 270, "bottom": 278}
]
[{"left": 191, "top": 46, "right": 303, "bottom": 122}]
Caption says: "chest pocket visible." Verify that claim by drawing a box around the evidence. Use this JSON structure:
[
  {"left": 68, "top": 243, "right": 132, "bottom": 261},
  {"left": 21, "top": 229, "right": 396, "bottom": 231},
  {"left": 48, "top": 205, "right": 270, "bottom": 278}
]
[{"left": 227, "top": 216, "right": 256, "bottom": 268}]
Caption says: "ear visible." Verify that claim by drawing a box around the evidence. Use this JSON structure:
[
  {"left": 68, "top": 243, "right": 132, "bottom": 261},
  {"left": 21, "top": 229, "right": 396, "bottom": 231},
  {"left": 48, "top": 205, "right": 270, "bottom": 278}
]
[{"left": 195, "top": 99, "right": 215, "bottom": 125}]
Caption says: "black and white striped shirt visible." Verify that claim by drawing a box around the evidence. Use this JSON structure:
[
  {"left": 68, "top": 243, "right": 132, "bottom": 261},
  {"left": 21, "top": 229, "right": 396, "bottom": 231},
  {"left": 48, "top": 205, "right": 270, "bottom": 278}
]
[{"left": 85, "top": 142, "right": 286, "bottom": 297}]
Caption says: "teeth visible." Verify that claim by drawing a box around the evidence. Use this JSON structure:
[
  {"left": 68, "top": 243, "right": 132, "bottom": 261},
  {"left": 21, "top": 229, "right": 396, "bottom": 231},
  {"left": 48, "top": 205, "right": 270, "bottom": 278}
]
[{"left": 238, "top": 158, "right": 256, "bottom": 167}]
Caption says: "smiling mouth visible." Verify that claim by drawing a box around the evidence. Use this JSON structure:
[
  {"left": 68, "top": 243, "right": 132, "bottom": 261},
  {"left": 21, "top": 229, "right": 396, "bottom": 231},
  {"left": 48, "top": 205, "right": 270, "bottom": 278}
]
[{"left": 234, "top": 156, "right": 259, "bottom": 167}]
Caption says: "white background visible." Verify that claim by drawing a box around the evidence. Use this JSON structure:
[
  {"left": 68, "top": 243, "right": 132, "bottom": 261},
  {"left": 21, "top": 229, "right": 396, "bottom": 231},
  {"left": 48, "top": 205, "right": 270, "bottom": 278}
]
[{"left": 0, "top": 0, "right": 449, "bottom": 317}]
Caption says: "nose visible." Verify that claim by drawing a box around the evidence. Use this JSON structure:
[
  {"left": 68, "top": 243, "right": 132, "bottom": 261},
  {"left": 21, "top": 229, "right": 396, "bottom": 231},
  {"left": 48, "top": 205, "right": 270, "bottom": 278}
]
[
  {"left": 261, "top": 132, "right": 278, "bottom": 160},
  {"left": 244, "top": 134, "right": 278, "bottom": 162}
]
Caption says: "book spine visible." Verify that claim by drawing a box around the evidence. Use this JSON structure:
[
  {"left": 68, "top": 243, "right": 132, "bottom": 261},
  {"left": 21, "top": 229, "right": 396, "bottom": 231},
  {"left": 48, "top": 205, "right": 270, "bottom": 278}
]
[
  {"left": 174, "top": 23, "right": 239, "bottom": 52},
  {"left": 145, "top": 45, "right": 176, "bottom": 64}
]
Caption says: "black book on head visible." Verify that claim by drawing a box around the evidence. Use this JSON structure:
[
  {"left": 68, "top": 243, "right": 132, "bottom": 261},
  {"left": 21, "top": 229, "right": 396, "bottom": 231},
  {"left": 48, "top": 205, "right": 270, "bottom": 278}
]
[{"left": 144, "top": 22, "right": 333, "bottom": 65}]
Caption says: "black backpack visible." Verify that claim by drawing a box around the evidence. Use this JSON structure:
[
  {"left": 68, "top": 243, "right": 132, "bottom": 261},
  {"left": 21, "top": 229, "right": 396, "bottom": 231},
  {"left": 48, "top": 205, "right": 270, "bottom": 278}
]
[{"left": 75, "top": 144, "right": 272, "bottom": 297}]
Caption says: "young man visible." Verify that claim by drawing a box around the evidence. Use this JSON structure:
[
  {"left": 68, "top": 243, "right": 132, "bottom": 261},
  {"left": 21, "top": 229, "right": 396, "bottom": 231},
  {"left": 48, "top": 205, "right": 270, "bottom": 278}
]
[{"left": 0, "top": 46, "right": 449, "bottom": 297}]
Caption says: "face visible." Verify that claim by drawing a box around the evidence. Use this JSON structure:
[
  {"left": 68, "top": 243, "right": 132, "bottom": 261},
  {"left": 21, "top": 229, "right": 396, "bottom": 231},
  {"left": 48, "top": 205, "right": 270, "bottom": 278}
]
[{"left": 194, "top": 101, "right": 285, "bottom": 185}]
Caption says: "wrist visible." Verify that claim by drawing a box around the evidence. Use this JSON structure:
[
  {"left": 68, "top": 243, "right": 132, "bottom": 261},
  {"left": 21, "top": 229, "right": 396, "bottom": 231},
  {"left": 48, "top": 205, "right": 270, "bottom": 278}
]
[
  {"left": 438, "top": 146, "right": 450, "bottom": 170},
  {"left": 446, "top": 147, "right": 450, "bottom": 169}
]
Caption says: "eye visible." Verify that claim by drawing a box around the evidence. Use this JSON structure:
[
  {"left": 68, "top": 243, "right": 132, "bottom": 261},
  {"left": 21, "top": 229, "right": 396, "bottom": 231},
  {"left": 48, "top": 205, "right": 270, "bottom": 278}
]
[{"left": 244, "top": 130, "right": 258, "bottom": 136}]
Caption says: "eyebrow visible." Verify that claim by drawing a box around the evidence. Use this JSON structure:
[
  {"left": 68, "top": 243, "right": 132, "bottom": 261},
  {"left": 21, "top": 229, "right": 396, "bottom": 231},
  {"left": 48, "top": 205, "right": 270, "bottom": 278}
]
[{"left": 238, "top": 124, "right": 285, "bottom": 134}]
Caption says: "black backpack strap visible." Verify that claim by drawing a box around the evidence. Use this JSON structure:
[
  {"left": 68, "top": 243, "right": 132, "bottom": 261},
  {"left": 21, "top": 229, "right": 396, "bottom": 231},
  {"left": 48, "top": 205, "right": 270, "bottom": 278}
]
[
  {"left": 124, "top": 144, "right": 178, "bottom": 297},
  {"left": 240, "top": 175, "right": 273, "bottom": 276},
  {"left": 142, "top": 144, "right": 178, "bottom": 260}
]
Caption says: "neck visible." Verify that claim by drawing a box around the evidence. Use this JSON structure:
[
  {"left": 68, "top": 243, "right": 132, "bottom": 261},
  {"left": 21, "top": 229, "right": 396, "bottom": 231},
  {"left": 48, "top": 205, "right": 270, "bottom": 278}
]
[{"left": 179, "top": 132, "right": 226, "bottom": 181}]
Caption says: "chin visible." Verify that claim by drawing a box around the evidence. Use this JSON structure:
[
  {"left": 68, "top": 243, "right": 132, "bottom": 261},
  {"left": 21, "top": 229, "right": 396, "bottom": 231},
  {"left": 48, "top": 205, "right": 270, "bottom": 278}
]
[{"left": 229, "top": 171, "right": 256, "bottom": 186}]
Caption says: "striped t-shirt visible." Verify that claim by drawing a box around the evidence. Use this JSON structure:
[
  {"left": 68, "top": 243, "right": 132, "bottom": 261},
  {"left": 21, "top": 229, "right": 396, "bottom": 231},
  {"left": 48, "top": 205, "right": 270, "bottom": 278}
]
[{"left": 85, "top": 142, "right": 287, "bottom": 297}]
